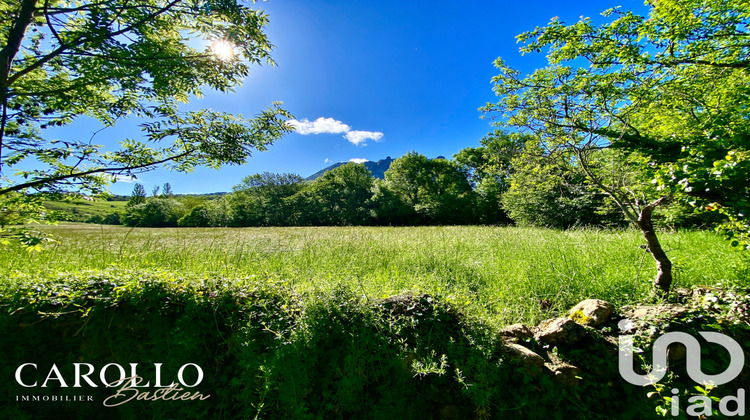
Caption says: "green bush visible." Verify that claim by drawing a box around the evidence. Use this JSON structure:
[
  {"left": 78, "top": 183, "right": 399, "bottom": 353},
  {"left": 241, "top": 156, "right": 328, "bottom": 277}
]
[
  {"left": 123, "top": 199, "right": 186, "bottom": 227},
  {"left": 0, "top": 269, "right": 687, "bottom": 419},
  {"left": 178, "top": 205, "right": 212, "bottom": 227},
  {"left": 87, "top": 212, "right": 121, "bottom": 225}
]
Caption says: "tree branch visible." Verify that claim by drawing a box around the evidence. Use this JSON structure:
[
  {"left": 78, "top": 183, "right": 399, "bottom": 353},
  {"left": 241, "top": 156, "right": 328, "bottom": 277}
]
[
  {"left": 0, "top": 149, "right": 193, "bottom": 195},
  {"left": 574, "top": 147, "right": 639, "bottom": 225}
]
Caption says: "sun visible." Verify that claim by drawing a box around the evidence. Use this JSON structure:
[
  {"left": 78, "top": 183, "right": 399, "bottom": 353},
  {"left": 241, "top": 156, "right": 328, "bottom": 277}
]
[{"left": 210, "top": 40, "right": 235, "bottom": 61}]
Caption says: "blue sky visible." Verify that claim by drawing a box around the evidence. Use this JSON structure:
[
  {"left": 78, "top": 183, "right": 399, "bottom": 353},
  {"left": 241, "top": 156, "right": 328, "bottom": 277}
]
[{"left": 91, "top": 0, "right": 647, "bottom": 195}]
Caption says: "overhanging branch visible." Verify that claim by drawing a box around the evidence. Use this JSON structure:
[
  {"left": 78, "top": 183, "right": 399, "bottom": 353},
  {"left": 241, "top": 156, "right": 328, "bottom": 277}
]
[{"left": 0, "top": 149, "right": 193, "bottom": 196}]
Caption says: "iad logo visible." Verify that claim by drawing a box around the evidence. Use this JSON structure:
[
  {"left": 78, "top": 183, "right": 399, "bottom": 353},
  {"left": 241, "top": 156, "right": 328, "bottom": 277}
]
[{"left": 618, "top": 319, "right": 746, "bottom": 416}]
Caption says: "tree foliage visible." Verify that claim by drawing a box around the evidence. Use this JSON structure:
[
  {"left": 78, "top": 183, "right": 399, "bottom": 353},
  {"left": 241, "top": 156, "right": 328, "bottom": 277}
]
[
  {"left": 501, "top": 144, "right": 620, "bottom": 229},
  {"left": 489, "top": 0, "right": 750, "bottom": 240},
  {"left": 384, "top": 152, "right": 476, "bottom": 224},
  {"left": 0, "top": 0, "right": 291, "bottom": 198},
  {"left": 453, "top": 130, "right": 525, "bottom": 189},
  {"left": 127, "top": 183, "right": 146, "bottom": 206},
  {"left": 289, "top": 163, "right": 375, "bottom": 226},
  {"left": 369, "top": 180, "right": 415, "bottom": 226},
  {"left": 453, "top": 130, "right": 527, "bottom": 224},
  {"left": 123, "top": 197, "right": 185, "bottom": 227},
  {"left": 482, "top": 0, "right": 750, "bottom": 293},
  {"left": 232, "top": 172, "right": 304, "bottom": 226},
  {"left": 161, "top": 182, "right": 173, "bottom": 198},
  {"left": 0, "top": 191, "right": 53, "bottom": 249}
]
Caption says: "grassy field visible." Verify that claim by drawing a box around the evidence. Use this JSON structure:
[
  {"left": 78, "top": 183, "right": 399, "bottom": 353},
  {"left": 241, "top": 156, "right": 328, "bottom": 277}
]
[{"left": 2, "top": 224, "right": 747, "bottom": 327}]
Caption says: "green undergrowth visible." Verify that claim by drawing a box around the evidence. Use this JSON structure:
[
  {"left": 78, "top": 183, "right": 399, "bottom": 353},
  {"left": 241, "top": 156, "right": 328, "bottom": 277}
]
[
  {"left": 4, "top": 270, "right": 749, "bottom": 419},
  {"left": 626, "top": 288, "right": 750, "bottom": 418},
  {"left": 0, "top": 269, "right": 659, "bottom": 419}
]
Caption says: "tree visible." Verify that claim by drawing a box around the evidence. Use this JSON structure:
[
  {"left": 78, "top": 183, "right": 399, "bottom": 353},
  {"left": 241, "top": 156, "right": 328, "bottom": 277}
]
[
  {"left": 0, "top": 0, "right": 291, "bottom": 199},
  {"left": 369, "top": 180, "right": 415, "bottom": 226},
  {"left": 454, "top": 131, "right": 525, "bottom": 189},
  {"left": 161, "top": 182, "right": 173, "bottom": 198},
  {"left": 384, "top": 152, "right": 476, "bottom": 224},
  {"left": 123, "top": 198, "right": 185, "bottom": 227},
  {"left": 231, "top": 172, "right": 304, "bottom": 226},
  {"left": 151, "top": 185, "right": 161, "bottom": 198},
  {"left": 501, "top": 143, "right": 623, "bottom": 229},
  {"left": 178, "top": 205, "right": 211, "bottom": 227},
  {"left": 453, "top": 130, "right": 527, "bottom": 224},
  {"left": 127, "top": 183, "right": 146, "bottom": 207},
  {"left": 384, "top": 152, "right": 429, "bottom": 210},
  {"left": 293, "top": 163, "right": 375, "bottom": 226},
  {"left": 481, "top": 0, "right": 750, "bottom": 294}
]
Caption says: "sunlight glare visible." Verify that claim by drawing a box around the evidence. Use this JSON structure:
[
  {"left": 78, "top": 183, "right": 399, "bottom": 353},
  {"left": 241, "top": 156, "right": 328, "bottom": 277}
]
[{"left": 211, "top": 40, "right": 235, "bottom": 61}]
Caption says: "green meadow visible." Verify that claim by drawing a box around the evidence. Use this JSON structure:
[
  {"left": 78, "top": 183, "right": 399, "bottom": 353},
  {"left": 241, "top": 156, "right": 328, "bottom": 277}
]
[
  {"left": 43, "top": 199, "right": 128, "bottom": 222},
  {"left": 3, "top": 224, "right": 746, "bottom": 327}
]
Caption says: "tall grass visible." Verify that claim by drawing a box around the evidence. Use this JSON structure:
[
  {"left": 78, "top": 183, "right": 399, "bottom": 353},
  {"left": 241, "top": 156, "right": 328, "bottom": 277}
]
[{"left": 2, "top": 224, "right": 747, "bottom": 326}]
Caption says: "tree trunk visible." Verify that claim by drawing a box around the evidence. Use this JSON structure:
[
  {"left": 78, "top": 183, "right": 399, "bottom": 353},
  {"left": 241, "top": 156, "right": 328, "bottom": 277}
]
[
  {"left": 0, "top": 0, "right": 38, "bottom": 174},
  {"left": 574, "top": 149, "right": 674, "bottom": 295},
  {"left": 637, "top": 202, "right": 673, "bottom": 295}
]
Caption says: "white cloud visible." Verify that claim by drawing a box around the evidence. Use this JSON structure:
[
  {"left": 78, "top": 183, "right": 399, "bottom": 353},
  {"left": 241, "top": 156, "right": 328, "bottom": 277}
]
[
  {"left": 112, "top": 175, "right": 136, "bottom": 183},
  {"left": 287, "top": 117, "right": 350, "bottom": 135},
  {"left": 287, "top": 116, "right": 384, "bottom": 147},
  {"left": 344, "top": 130, "right": 384, "bottom": 146},
  {"left": 349, "top": 158, "right": 369, "bottom": 164}
]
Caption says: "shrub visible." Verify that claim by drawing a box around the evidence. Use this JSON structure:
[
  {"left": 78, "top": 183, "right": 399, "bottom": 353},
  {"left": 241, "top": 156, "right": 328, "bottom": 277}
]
[
  {"left": 178, "top": 205, "right": 212, "bottom": 227},
  {"left": 0, "top": 270, "right": 689, "bottom": 419},
  {"left": 123, "top": 198, "right": 186, "bottom": 227}
]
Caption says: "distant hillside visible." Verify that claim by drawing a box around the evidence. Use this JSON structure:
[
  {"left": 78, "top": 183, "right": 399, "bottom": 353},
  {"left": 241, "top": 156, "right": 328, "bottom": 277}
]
[
  {"left": 44, "top": 192, "right": 228, "bottom": 224},
  {"left": 306, "top": 157, "right": 395, "bottom": 180},
  {"left": 44, "top": 199, "right": 129, "bottom": 223}
]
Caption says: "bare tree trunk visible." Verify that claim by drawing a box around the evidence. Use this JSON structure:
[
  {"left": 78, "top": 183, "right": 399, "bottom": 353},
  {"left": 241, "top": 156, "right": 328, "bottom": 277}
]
[{"left": 637, "top": 200, "right": 673, "bottom": 295}]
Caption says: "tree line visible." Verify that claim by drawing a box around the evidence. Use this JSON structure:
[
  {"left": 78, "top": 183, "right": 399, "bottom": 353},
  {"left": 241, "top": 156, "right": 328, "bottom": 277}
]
[{"left": 121, "top": 131, "right": 719, "bottom": 230}]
